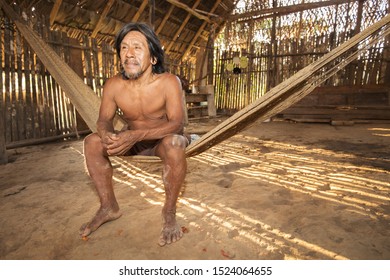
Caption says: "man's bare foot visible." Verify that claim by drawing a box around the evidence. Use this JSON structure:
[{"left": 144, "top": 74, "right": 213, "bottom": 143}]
[
  {"left": 158, "top": 211, "right": 183, "bottom": 246},
  {"left": 80, "top": 207, "right": 122, "bottom": 237}
]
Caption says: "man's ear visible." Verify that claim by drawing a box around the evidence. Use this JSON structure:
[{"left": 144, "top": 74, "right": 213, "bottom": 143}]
[{"left": 151, "top": 57, "right": 157, "bottom": 65}]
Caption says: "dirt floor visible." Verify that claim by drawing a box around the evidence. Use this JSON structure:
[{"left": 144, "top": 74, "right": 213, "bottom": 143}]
[{"left": 0, "top": 117, "right": 389, "bottom": 260}]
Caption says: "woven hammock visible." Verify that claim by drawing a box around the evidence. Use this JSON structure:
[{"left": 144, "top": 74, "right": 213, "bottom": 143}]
[{"left": 2, "top": 0, "right": 389, "bottom": 162}]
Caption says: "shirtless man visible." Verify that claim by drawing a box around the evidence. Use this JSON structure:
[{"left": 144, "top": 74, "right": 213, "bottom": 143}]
[{"left": 80, "top": 22, "right": 188, "bottom": 246}]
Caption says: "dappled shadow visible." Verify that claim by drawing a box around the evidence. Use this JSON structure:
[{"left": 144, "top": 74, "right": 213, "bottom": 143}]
[{"left": 109, "top": 130, "right": 389, "bottom": 259}]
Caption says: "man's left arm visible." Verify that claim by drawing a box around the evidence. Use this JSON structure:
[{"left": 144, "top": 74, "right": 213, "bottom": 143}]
[{"left": 160, "top": 74, "right": 186, "bottom": 133}]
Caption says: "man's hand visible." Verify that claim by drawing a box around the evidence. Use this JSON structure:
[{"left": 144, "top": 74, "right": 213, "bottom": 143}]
[{"left": 101, "top": 131, "right": 139, "bottom": 156}]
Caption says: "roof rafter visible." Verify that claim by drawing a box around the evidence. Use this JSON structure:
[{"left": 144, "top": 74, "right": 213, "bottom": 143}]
[
  {"left": 148, "top": 0, "right": 155, "bottom": 28},
  {"left": 91, "top": 0, "right": 115, "bottom": 38},
  {"left": 229, "top": 0, "right": 355, "bottom": 22},
  {"left": 181, "top": 0, "right": 221, "bottom": 61},
  {"left": 132, "top": 0, "right": 149, "bottom": 22},
  {"left": 49, "top": 0, "right": 63, "bottom": 26},
  {"left": 165, "top": 0, "right": 214, "bottom": 23},
  {"left": 165, "top": 0, "right": 202, "bottom": 54},
  {"left": 156, "top": 5, "right": 175, "bottom": 35}
]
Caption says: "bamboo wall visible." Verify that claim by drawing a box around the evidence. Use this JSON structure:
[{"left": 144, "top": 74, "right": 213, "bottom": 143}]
[
  {"left": 213, "top": 0, "right": 390, "bottom": 112},
  {"left": 0, "top": 14, "right": 119, "bottom": 147},
  {"left": 1, "top": 0, "right": 389, "bottom": 151},
  {"left": 0, "top": 13, "right": 194, "bottom": 148}
]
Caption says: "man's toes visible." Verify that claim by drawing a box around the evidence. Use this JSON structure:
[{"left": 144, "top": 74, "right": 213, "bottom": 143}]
[
  {"left": 79, "top": 223, "right": 87, "bottom": 234},
  {"left": 173, "top": 232, "right": 183, "bottom": 243},
  {"left": 79, "top": 223, "right": 93, "bottom": 237},
  {"left": 171, "top": 234, "right": 179, "bottom": 244},
  {"left": 158, "top": 231, "right": 172, "bottom": 246},
  {"left": 178, "top": 230, "right": 184, "bottom": 239},
  {"left": 158, "top": 226, "right": 184, "bottom": 246},
  {"left": 158, "top": 236, "right": 167, "bottom": 247}
]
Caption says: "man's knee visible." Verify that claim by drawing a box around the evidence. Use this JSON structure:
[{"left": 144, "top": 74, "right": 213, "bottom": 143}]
[
  {"left": 84, "top": 133, "right": 101, "bottom": 150},
  {"left": 161, "top": 134, "right": 188, "bottom": 151},
  {"left": 169, "top": 134, "right": 188, "bottom": 149},
  {"left": 156, "top": 135, "right": 187, "bottom": 163}
]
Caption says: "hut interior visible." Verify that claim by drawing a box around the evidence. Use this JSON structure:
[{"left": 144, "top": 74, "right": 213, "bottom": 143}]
[
  {"left": 1, "top": 0, "right": 389, "bottom": 158},
  {"left": 0, "top": 0, "right": 390, "bottom": 263}
]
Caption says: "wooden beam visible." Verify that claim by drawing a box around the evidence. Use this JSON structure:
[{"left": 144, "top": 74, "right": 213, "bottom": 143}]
[
  {"left": 91, "top": 0, "right": 115, "bottom": 38},
  {"left": 156, "top": 5, "right": 175, "bottom": 35},
  {"left": 194, "top": 8, "right": 219, "bottom": 18},
  {"left": 148, "top": 0, "right": 155, "bottom": 29},
  {"left": 49, "top": 0, "right": 63, "bottom": 26},
  {"left": 165, "top": 0, "right": 202, "bottom": 54},
  {"left": 181, "top": 0, "right": 221, "bottom": 60},
  {"left": 165, "top": 0, "right": 213, "bottom": 23},
  {"left": 132, "top": 0, "right": 148, "bottom": 22},
  {"left": 0, "top": 0, "right": 5, "bottom": 164},
  {"left": 229, "top": 0, "right": 356, "bottom": 22}
]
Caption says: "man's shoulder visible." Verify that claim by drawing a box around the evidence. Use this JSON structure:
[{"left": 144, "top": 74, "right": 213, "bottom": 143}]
[
  {"left": 101, "top": 74, "right": 125, "bottom": 98},
  {"left": 107, "top": 73, "right": 123, "bottom": 82},
  {"left": 104, "top": 74, "right": 125, "bottom": 87},
  {"left": 155, "top": 72, "right": 180, "bottom": 85}
]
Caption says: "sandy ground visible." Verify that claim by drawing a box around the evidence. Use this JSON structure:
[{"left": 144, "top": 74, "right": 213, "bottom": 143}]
[{"left": 0, "top": 117, "right": 389, "bottom": 260}]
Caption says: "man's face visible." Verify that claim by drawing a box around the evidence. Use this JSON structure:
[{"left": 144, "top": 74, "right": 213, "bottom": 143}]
[{"left": 120, "top": 31, "right": 155, "bottom": 80}]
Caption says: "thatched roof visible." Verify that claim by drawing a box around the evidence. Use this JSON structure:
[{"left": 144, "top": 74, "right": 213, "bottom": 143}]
[{"left": 4, "top": 0, "right": 237, "bottom": 61}]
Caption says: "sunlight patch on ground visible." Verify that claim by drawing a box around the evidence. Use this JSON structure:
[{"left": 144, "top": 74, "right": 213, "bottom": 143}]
[{"left": 104, "top": 139, "right": 388, "bottom": 259}]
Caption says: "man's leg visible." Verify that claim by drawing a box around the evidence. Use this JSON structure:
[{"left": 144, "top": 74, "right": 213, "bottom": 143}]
[
  {"left": 80, "top": 133, "right": 122, "bottom": 237},
  {"left": 155, "top": 134, "right": 187, "bottom": 246}
]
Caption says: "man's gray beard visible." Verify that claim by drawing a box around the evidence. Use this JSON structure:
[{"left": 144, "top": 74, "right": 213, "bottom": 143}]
[{"left": 121, "top": 69, "right": 146, "bottom": 80}]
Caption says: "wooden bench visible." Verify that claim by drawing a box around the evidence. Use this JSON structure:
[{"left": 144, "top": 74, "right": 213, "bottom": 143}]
[{"left": 185, "top": 85, "right": 216, "bottom": 119}]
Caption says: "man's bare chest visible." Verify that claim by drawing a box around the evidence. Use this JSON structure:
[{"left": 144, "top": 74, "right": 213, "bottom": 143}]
[{"left": 115, "top": 89, "right": 166, "bottom": 120}]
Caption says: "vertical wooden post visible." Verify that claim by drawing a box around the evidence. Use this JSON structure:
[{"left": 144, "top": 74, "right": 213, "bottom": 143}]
[
  {"left": 206, "top": 25, "right": 215, "bottom": 86},
  {"left": 195, "top": 48, "right": 205, "bottom": 86},
  {"left": 0, "top": 7, "right": 7, "bottom": 163},
  {"left": 206, "top": 85, "right": 216, "bottom": 117},
  {"left": 246, "top": 19, "right": 254, "bottom": 107},
  {"left": 267, "top": 0, "right": 277, "bottom": 92},
  {"left": 0, "top": 111, "right": 8, "bottom": 164},
  {"left": 384, "top": 0, "right": 390, "bottom": 88},
  {"left": 182, "top": 90, "right": 188, "bottom": 125}
]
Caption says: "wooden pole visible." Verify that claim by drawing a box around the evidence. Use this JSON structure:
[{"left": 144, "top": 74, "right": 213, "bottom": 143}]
[
  {"left": 50, "top": 0, "right": 63, "bottom": 26},
  {"left": 148, "top": 0, "right": 155, "bottom": 29},
  {"left": 165, "top": 0, "right": 214, "bottom": 23},
  {"left": 0, "top": 105, "right": 7, "bottom": 164},
  {"left": 385, "top": 0, "right": 390, "bottom": 86},
  {"left": 91, "top": 0, "right": 115, "bottom": 38},
  {"left": 0, "top": 3, "right": 7, "bottom": 163},
  {"left": 246, "top": 19, "right": 254, "bottom": 106}
]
